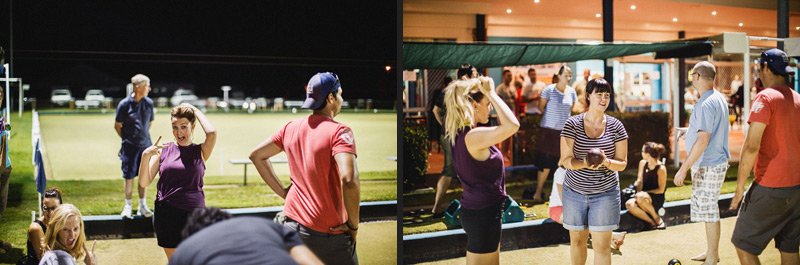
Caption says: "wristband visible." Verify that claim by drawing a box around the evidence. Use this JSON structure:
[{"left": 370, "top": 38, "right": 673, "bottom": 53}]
[{"left": 346, "top": 221, "right": 358, "bottom": 231}]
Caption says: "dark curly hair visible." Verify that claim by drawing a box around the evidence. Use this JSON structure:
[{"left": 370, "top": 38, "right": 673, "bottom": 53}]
[
  {"left": 643, "top": 141, "right": 666, "bottom": 160},
  {"left": 44, "top": 187, "right": 63, "bottom": 203},
  {"left": 457, "top": 64, "right": 476, "bottom": 79},
  {"left": 181, "top": 207, "right": 233, "bottom": 239}
]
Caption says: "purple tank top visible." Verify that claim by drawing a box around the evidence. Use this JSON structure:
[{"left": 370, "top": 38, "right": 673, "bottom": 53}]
[
  {"left": 452, "top": 127, "right": 507, "bottom": 210},
  {"left": 156, "top": 142, "right": 205, "bottom": 211}
]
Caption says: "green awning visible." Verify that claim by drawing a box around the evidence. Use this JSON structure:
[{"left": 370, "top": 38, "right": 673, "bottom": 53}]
[{"left": 403, "top": 41, "right": 712, "bottom": 69}]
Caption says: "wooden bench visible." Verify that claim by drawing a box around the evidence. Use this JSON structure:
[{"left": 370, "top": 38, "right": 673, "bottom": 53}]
[{"left": 229, "top": 158, "right": 288, "bottom": 185}]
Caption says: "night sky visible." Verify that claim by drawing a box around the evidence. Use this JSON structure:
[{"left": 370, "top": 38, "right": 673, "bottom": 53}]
[{"left": 0, "top": 1, "right": 397, "bottom": 107}]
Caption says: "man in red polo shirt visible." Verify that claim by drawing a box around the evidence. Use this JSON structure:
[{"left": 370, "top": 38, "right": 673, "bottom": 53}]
[
  {"left": 250, "top": 72, "right": 360, "bottom": 265},
  {"left": 730, "top": 48, "right": 800, "bottom": 265}
]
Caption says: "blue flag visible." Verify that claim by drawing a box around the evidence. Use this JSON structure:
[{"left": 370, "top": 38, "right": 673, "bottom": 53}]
[{"left": 34, "top": 140, "right": 46, "bottom": 193}]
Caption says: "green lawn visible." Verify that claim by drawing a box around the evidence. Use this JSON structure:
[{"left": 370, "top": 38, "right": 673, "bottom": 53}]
[
  {"left": 0, "top": 112, "right": 38, "bottom": 264},
  {"left": 0, "top": 112, "right": 397, "bottom": 264},
  {"left": 42, "top": 171, "right": 396, "bottom": 216},
  {"left": 402, "top": 163, "right": 753, "bottom": 235},
  {"left": 39, "top": 111, "right": 397, "bottom": 180}
]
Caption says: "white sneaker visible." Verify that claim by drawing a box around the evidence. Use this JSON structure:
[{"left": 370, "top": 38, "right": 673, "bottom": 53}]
[
  {"left": 120, "top": 204, "right": 133, "bottom": 219},
  {"left": 137, "top": 204, "right": 154, "bottom": 218}
]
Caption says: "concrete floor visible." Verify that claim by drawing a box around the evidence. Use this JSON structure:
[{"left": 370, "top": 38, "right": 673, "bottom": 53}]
[
  {"left": 92, "top": 220, "right": 397, "bottom": 265},
  {"left": 420, "top": 216, "right": 784, "bottom": 265}
]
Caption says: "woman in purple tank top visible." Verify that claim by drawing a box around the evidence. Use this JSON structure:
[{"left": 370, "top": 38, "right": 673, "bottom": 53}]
[
  {"left": 139, "top": 103, "right": 216, "bottom": 259},
  {"left": 443, "top": 76, "right": 519, "bottom": 265}
]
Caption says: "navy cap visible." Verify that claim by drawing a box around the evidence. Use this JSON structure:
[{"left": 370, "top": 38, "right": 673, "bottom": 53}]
[
  {"left": 759, "top": 48, "right": 794, "bottom": 75},
  {"left": 302, "top": 72, "right": 341, "bottom": 109}
]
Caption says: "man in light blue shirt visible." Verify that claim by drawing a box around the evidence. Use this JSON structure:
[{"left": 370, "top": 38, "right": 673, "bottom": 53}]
[{"left": 674, "top": 61, "right": 730, "bottom": 263}]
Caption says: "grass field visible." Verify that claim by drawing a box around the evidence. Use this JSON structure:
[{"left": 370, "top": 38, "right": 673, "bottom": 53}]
[
  {"left": 0, "top": 112, "right": 38, "bottom": 264},
  {"left": 0, "top": 112, "right": 398, "bottom": 264},
  {"left": 39, "top": 111, "right": 396, "bottom": 180},
  {"left": 403, "top": 163, "right": 753, "bottom": 235}
]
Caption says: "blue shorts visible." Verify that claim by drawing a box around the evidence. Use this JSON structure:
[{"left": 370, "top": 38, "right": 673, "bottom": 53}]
[
  {"left": 119, "top": 143, "right": 146, "bottom": 180},
  {"left": 562, "top": 185, "right": 620, "bottom": 232}
]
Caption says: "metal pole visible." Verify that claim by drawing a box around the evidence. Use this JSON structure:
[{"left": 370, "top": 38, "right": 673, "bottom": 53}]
[
  {"left": 603, "top": 0, "right": 615, "bottom": 111},
  {"left": 671, "top": 60, "right": 680, "bottom": 168},
  {"left": 18, "top": 79, "right": 23, "bottom": 117},
  {"left": 778, "top": 0, "right": 789, "bottom": 50},
  {"left": 678, "top": 31, "right": 687, "bottom": 127},
  {"left": 4, "top": 63, "right": 9, "bottom": 125},
  {"left": 8, "top": 0, "right": 12, "bottom": 77},
  {"left": 475, "top": 14, "right": 486, "bottom": 41},
  {"left": 743, "top": 44, "right": 751, "bottom": 133}
]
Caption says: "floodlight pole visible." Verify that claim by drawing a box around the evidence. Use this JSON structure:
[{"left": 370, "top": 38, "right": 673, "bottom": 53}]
[{"left": 221, "top": 86, "right": 231, "bottom": 112}]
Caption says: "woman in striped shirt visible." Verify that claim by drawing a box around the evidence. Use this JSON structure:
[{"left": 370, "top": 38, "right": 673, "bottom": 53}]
[
  {"left": 527, "top": 65, "right": 577, "bottom": 203},
  {"left": 559, "top": 78, "right": 628, "bottom": 265}
]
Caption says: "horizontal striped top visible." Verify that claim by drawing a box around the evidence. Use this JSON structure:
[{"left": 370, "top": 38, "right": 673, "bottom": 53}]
[
  {"left": 561, "top": 114, "right": 628, "bottom": 195},
  {"left": 540, "top": 84, "right": 577, "bottom": 130}
]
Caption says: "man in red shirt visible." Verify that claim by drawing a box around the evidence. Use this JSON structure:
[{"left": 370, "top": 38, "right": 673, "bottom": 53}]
[
  {"left": 250, "top": 72, "right": 360, "bottom": 265},
  {"left": 730, "top": 48, "right": 800, "bottom": 265}
]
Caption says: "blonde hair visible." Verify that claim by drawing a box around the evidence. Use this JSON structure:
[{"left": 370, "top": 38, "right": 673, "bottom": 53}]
[
  {"left": 443, "top": 79, "right": 484, "bottom": 146},
  {"left": 44, "top": 204, "right": 86, "bottom": 261}
]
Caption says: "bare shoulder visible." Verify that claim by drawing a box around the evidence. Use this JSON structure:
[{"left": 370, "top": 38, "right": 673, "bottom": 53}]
[{"left": 29, "top": 222, "right": 43, "bottom": 233}]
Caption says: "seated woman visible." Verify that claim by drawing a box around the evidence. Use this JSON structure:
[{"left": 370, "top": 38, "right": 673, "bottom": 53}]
[
  {"left": 20, "top": 188, "right": 62, "bottom": 265},
  {"left": 43, "top": 204, "right": 96, "bottom": 265},
  {"left": 625, "top": 142, "right": 667, "bottom": 229}
]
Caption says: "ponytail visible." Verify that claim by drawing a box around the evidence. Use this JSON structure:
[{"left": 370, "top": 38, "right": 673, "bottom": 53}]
[{"left": 443, "top": 79, "right": 482, "bottom": 145}]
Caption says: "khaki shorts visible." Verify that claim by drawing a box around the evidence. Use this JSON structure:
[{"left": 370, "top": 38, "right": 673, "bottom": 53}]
[{"left": 731, "top": 183, "right": 800, "bottom": 255}]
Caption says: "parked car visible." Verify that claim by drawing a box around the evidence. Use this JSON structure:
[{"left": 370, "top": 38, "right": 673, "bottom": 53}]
[
  {"left": 51, "top": 89, "right": 74, "bottom": 106},
  {"left": 170, "top": 89, "right": 198, "bottom": 106},
  {"left": 84, "top": 89, "right": 105, "bottom": 102}
]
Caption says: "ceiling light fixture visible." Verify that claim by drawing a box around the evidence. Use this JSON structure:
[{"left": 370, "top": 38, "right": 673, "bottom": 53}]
[
  {"left": 672, "top": 18, "right": 678, "bottom": 22},
  {"left": 738, "top": 22, "right": 744, "bottom": 27},
  {"left": 595, "top": 13, "right": 601, "bottom": 18},
  {"left": 711, "top": 11, "right": 717, "bottom": 16},
  {"left": 506, "top": 8, "right": 512, "bottom": 14},
  {"left": 630, "top": 5, "right": 636, "bottom": 10},
  {"left": 534, "top": 0, "right": 540, "bottom": 3}
]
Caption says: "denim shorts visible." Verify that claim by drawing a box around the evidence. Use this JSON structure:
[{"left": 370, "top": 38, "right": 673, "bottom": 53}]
[{"left": 562, "top": 185, "right": 620, "bottom": 232}]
